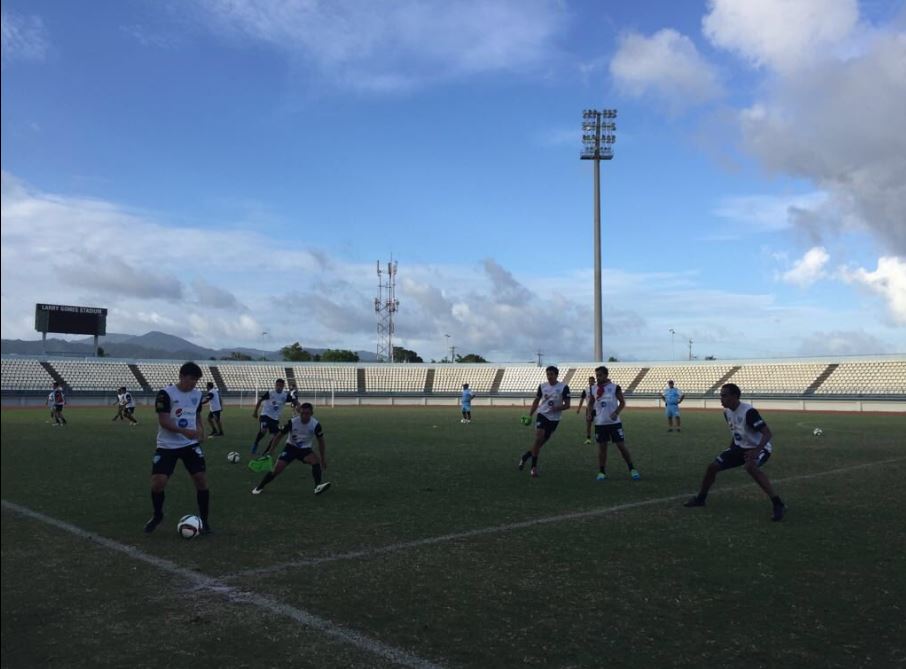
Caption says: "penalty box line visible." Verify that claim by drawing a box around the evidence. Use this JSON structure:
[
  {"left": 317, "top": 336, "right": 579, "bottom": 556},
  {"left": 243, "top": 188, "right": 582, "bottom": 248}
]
[
  {"left": 226, "top": 456, "right": 906, "bottom": 581},
  {"left": 0, "top": 499, "right": 444, "bottom": 669}
]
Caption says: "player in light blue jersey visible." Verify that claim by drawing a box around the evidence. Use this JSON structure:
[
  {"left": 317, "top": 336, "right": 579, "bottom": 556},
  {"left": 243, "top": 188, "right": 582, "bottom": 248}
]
[
  {"left": 460, "top": 383, "right": 475, "bottom": 423},
  {"left": 660, "top": 380, "right": 685, "bottom": 432}
]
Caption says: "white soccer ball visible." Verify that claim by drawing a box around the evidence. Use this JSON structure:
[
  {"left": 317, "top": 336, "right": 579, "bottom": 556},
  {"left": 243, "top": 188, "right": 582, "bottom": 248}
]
[
  {"left": 813, "top": 427, "right": 824, "bottom": 437},
  {"left": 177, "top": 514, "right": 202, "bottom": 539},
  {"left": 227, "top": 451, "right": 240, "bottom": 463}
]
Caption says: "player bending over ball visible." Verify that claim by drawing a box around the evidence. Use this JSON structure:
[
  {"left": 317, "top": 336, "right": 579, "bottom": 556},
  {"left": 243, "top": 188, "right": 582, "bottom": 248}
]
[
  {"left": 684, "top": 383, "right": 785, "bottom": 521},
  {"left": 252, "top": 402, "right": 331, "bottom": 496}
]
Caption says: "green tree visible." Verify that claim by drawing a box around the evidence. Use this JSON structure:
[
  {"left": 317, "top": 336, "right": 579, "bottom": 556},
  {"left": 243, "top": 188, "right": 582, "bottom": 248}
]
[
  {"left": 96, "top": 347, "right": 106, "bottom": 357},
  {"left": 281, "top": 342, "right": 312, "bottom": 362},
  {"left": 393, "top": 346, "right": 423, "bottom": 363},
  {"left": 223, "top": 351, "right": 253, "bottom": 361},
  {"left": 321, "top": 349, "right": 359, "bottom": 362},
  {"left": 608, "top": 356, "right": 619, "bottom": 362},
  {"left": 456, "top": 353, "right": 487, "bottom": 363}
]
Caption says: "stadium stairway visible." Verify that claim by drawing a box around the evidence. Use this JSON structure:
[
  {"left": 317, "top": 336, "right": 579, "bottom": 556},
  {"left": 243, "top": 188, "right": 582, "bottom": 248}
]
[
  {"left": 128, "top": 364, "right": 153, "bottom": 393},
  {"left": 285, "top": 367, "right": 296, "bottom": 387},
  {"left": 708, "top": 366, "right": 741, "bottom": 395},
  {"left": 625, "top": 368, "right": 649, "bottom": 395},
  {"left": 210, "top": 366, "right": 228, "bottom": 392},
  {"left": 40, "top": 361, "right": 69, "bottom": 392},
  {"left": 357, "top": 368, "right": 366, "bottom": 393},
  {"left": 805, "top": 363, "right": 839, "bottom": 395},
  {"left": 425, "top": 368, "right": 435, "bottom": 393}
]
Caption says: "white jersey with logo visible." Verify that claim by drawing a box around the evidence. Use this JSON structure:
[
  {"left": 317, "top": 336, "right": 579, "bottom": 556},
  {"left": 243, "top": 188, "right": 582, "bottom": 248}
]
[
  {"left": 155, "top": 384, "right": 203, "bottom": 449},
  {"left": 207, "top": 387, "right": 222, "bottom": 412},
  {"left": 724, "top": 401, "right": 773, "bottom": 452},
  {"left": 117, "top": 392, "right": 127, "bottom": 407},
  {"left": 282, "top": 415, "right": 323, "bottom": 449},
  {"left": 122, "top": 391, "right": 135, "bottom": 409},
  {"left": 259, "top": 389, "right": 290, "bottom": 420},
  {"left": 536, "top": 381, "right": 570, "bottom": 421},
  {"left": 592, "top": 381, "right": 623, "bottom": 426}
]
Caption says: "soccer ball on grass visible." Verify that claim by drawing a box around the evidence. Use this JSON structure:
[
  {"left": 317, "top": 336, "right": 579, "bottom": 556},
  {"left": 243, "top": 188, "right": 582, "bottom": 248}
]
[
  {"left": 226, "top": 451, "right": 240, "bottom": 463},
  {"left": 177, "top": 514, "right": 202, "bottom": 539},
  {"left": 813, "top": 427, "right": 824, "bottom": 437}
]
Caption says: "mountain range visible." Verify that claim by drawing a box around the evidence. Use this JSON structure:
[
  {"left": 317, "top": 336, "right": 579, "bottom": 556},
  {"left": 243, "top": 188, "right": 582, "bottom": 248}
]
[{"left": 0, "top": 331, "right": 379, "bottom": 362}]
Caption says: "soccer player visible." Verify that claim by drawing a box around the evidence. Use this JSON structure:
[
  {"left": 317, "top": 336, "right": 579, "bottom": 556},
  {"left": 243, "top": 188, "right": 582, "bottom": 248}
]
[
  {"left": 660, "top": 379, "right": 684, "bottom": 432},
  {"left": 684, "top": 383, "right": 786, "bottom": 521},
  {"left": 144, "top": 362, "right": 211, "bottom": 534},
  {"left": 50, "top": 382, "right": 67, "bottom": 426},
  {"left": 575, "top": 375, "right": 596, "bottom": 445},
  {"left": 46, "top": 389, "right": 56, "bottom": 423},
  {"left": 202, "top": 381, "right": 224, "bottom": 437},
  {"left": 517, "top": 365, "right": 571, "bottom": 478},
  {"left": 590, "top": 366, "right": 640, "bottom": 481},
  {"left": 288, "top": 382, "right": 300, "bottom": 406},
  {"left": 120, "top": 386, "right": 139, "bottom": 425},
  {"left": 251, "top": 378, "right": 291, "bottom": 455},
  {"left": 251, "top": 402, "right": 331, "bottom": 496},
  {"left": 460, "top": 383, "right": 475, "bottom": 423},
  {"left": 112, "top": 387, "right": 126, "bottom": 421}
]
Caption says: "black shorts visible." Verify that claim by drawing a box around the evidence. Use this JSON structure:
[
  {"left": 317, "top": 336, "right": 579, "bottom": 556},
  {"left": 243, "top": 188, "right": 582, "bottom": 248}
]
[
  {"left": 151, "top": 444, "right": 206, "bottom": 477},
  {"left": 258, "top": 416, "right": 280, "bottom": 433},
  {"left": 714, "top": 445, "right": 772, "bottom": 470},
  {"left": 209, "top": 410, "right": 222, "bottom": 418},
  {"left": 124, "top": 407, "right": 135, "bottom": 417},
  {"left": 595, "top": 423, "right": 625, "bottom": 444},
  {"left": 53, "top": 404, "right": 64, "bottom": 412},
  {"left": 278, "top": 444, "right": 314, "bottom": 464},
  {"left": 534, "top": 414, "right": 560, "bottom": 439}
]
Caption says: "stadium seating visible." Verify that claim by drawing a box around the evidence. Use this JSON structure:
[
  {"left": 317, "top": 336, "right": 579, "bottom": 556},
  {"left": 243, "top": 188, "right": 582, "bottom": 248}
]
[
  {"left": 292, "top": 366, "right": 357, "bottom": 392},
  {"left": 497, "top": 367, "right": 550, "bottom": 393},
  {"left": 631, "top": 365, "right": 734, "bottom": 395},
  {"left": 49, "top": 360, "right": 139, "bottom": 392},
  {"left": 214, "top": 364, "right": 286, "bottom": 392},
  {"left": 723, "top": 362, "right": 830, "bottom": 395},
  {"left": 364, "top": 365, "right": 427, "bottom": 392},
  {"left": 815, "top": 360, "right": 906, "bottom": 395},
  {"left": 569, "top": 366, "right": 645, "bottom": 393},
  {"left": 1, "top": 359, "right": 55, "bottom": 390},
  {"left": 136, "top": 362, "right": 217, "bottom": 391},
  {"left": 432, "top": 366, "right": 498, "bottom": 392}
]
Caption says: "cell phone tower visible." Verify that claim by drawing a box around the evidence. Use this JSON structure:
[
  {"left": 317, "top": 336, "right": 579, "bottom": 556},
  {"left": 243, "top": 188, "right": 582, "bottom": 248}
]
[{"left": 374, "top": 260, "right": 399, "bottom": 363}]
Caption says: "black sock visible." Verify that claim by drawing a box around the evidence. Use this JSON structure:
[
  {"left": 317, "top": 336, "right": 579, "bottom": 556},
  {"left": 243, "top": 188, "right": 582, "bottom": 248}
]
[
  {"left": 771, "top": 496, "right": 783, "bottom": 506},
  {"left": 520, "top": 451, "right": 532, "bottom": 464},
  {"left": 254, "top": 431, "right": 266, "bottom": 446},
  {"left": 151, "top": 491, "right": 164, "bottom": 517},
  {"left": 697, "top": 492, "right": 708, "bottom": 502},
  {"left": 196, "top": 489, "right": 210, "bottom": 524},
  {"left": 626, "top": 461, "right": 635, "bottom": 471},
  {"left": 257, "top": 472, "right": 276, "bottom": 490},
  {"left": 600, "top": 466, "right": 606, "bottom": 474},
  {"left": 312, "top": 464, "right": 322, "bottom": 485},
  {"left": 531, "top": 455, "right": 538, "bottom": 467}
]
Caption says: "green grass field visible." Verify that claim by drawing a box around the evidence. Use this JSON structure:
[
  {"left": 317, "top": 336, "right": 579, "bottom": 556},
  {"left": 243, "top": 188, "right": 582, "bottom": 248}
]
[{"left": 2, "top": 405, "right": 905, "bottom": 668}]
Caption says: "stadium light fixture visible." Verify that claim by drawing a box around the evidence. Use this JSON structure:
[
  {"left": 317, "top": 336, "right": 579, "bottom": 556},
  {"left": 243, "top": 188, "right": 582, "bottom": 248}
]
[{"left": 580, "top": 108, "right": 617, "bottom": 361}]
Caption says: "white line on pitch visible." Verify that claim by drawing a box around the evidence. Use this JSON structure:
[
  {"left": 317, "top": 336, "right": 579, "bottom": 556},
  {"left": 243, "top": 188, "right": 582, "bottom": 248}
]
[
  {"left": 1, "top": 500, "right": 444, "bottom": 669},
  {"left": 226, "top": 456, "right": 906, "bottom": 581}
]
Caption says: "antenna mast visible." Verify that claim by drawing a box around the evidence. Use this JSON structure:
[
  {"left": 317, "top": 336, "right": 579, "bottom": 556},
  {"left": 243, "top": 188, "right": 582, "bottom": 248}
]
[{"left": 374, "top": 260, "right": 399, "bottom": 363}]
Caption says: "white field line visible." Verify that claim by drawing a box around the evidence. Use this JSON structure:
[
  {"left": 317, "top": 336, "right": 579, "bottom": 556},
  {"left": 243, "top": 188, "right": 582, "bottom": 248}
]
[
  {"left": 226, "top": 456, "right": 906, "bottom": 581},
  {"left": 0, "top": 500, "right": 444, "bottom": 669}
]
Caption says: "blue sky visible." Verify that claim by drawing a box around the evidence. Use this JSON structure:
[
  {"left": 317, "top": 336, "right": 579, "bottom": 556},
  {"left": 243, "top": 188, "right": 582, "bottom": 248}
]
[{"left": 2, "top": 0, "right": 904, "bottom": 362}]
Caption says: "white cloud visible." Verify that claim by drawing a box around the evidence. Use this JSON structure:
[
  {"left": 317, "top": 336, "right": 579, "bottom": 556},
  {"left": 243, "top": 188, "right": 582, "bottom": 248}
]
[
  {"left": 781, "top": 246, "right": 830, "bottom": 287},
  {"left": 702, "top": 0, "right": 859, "bottom": 73},
  {"left": 1, "top": 8, "right": 49, "bottom": 66},
  {"left": 839, "top": 256, "right": 906, "bottom": 325},
  {"left": 195, "top": 0, "right": 565, "bottom": 91},
  {"left": 609, "top": 28, "right": 722, "bottom": 113},
  {"left": 797, "top": 329, "right": 893, "bottom": 356},
  {"left": 713, "top": 192, "right": 828, "bottom": 233}
]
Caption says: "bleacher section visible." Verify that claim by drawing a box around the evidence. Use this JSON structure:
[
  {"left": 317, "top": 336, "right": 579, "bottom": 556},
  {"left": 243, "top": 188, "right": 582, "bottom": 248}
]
[
  {"left": 214, "top": 364, "right": 286, "bottom": 392},
  {"left": 498, "top": 367, "right": 549, "bottom": 393},
  {"left": 631, "top": 365, "right": 735, "bottom": 395},
  {"left": 815, "top": 361, "right": 906, "bottom": 395},
  {"left": 569, "top": 366, "right": 645, "bottom": 393},
  {"left": 364, "top": 366, "right": 428, "bottom": 392},
  {"left": 432, "top": 366, "right": 499, "bottom": 392},
  {"left": 724, "top": 362, "right": 830, "bottom": 395},
  {"left": 292, "top": 366, "right": 357, "bottom": 392},
  {"left": 1, "top": 359, "right": 55, "bottom": 390},
  {"left": 136, "top": 362, "right": 217, "bottom": 391},
  {"left": 49, "top": 360, "right": 140, "bottom": 392}
]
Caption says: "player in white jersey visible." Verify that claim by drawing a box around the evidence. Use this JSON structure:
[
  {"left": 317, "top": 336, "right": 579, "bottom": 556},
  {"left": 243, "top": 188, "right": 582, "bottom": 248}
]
[
  {"left": 112, "top": 388, "right": 126, "bottom": 421},
  {"left": 684, "top": 383, "right": 785, "bottom": 521},
  {"left": 47, "top": 390, "right": 56, "bottom": 423},
  {"left": 251, "top": 378, "right": 293, "bottom": 455},
  {"left": 252, "top": 402, "right": 331, "bottom": 496},
  {"left": 145, "top": 362, "right": 212, "bottom": 534},
  {"left": 118, "top": 386, "right": 138, "bottom": 425},
  {"left": 590, "top": 366, "right": 640, "bottom": 481},
  {"left": 575, "top": 376, "right": 596, "bottom": 445},
  {"left": 517, "top": 366, "right": 571, "bottom": 478},
  {"left": 460, "top": 383, "right": 475, "bottom": 423},
  {"left": 202, "top": 381, "right": 225, "bottom": 437}
]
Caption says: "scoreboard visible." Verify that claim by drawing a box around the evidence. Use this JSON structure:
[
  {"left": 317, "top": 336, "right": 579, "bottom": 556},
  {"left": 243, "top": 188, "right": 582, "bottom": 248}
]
[{"left": 35, "top": 304, "right": 107, "bottom": 336}]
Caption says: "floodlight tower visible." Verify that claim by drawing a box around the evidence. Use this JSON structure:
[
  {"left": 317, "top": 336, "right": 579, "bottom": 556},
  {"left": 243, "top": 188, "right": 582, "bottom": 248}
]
[
  {"left": 581, "top": 108, "right": 617, "bottom": 362},
  {"left": 374, "top": 260, "right": 399, "bottom": 363}
]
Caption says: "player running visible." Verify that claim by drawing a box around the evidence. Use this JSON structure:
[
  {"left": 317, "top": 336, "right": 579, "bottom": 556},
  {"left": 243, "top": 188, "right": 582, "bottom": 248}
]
[
  {"left": 251, "top": 402, "right": 331, "bottom": 496},
  {"left": 250, "top": 378, "right": 293, "bottom": 455}
]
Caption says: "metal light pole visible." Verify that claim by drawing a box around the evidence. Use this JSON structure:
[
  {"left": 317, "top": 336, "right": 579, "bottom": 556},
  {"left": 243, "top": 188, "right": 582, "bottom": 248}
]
[
  {"left": 669, "top": 328, "right": 676, "bottom": 360},
  {"left": 581, "top": 109, "right": 617, "bottom": 362},
  {"left": 444, "top": 334, "right": 450, "bottom": 363}
]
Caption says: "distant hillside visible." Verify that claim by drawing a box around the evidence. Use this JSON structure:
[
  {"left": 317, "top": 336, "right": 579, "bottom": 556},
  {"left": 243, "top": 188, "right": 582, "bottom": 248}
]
[{"left": 1, "top": 330, "right": 379, "bottom": 362}]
